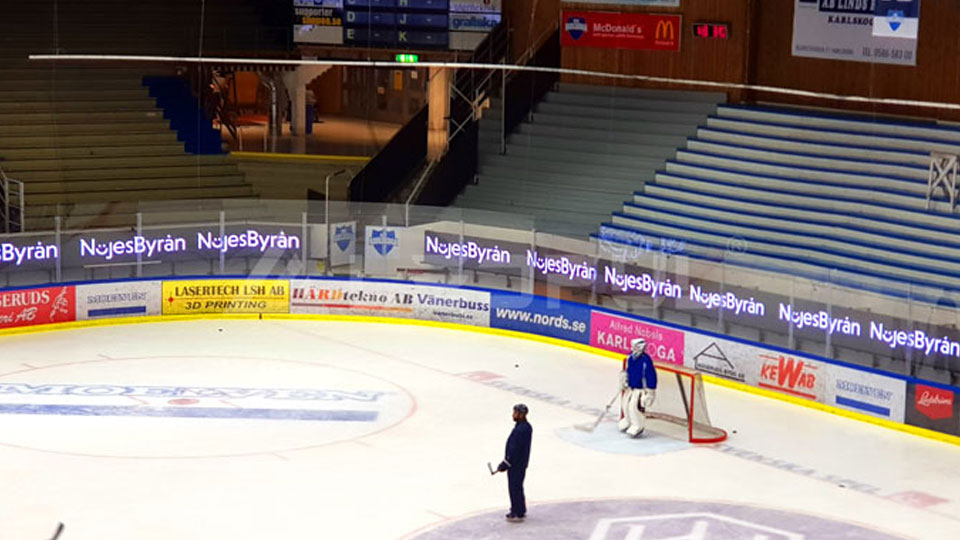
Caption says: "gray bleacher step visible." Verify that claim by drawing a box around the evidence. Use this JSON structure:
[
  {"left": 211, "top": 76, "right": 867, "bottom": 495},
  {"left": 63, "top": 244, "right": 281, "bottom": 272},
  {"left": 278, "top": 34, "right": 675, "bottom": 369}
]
[
  {"left": 0, "top": 144, "right": 188, "bottom": 161},
  {"left": 2, "top": 154, "right": 234, "bottom": 172},
  {"left": 0, "top": 121, "right": 172, "bottom": 137},
  {"left": 650, "top": 170, "right": 955, "bottom": 222},
  {"left": 517, "top": 122, "right": 697, "bottom": 142},
  {"left": 695, "top": 128, "right": 930, "bottom": 166},
  {"left": 0, "top": 79, "right": 149, "bottom": 92},
  {"left": 623, "top": 197, "right": 960, "bottom": 262},
  {"left": 0, "top": 110, "right": 165, "bottom": 125},
  {"left": 476, "top": 165, "right": 643, "bottom": 193},
  {"left": 706, "top": 117, "right": 960, "bottom": 155},
  {"left": 0, "top": 100, "right": 159, "bottom": 113},
  {"left": 685, "top": 140, "right": 928, "bottom": 180},
  {"left": 0, "top": 132, "right": 179, "bottom": 149},
  {"left": 457, "top": 196, "right": 610, "bottom": 227},
  {"left": 26, "top": 185, "right": 256, "bottom": 206},
  {"left": 615, "top": 203, "right": 960, "bottom": 275},
  {"left": 0, "top": 89, "right": 152, "bottom": 102},
  {"left": 533, "top": 107, "right": 708, "bottom": 132},
  {"left": 0, "top": 68, "right": 148, "bottom": 81},
  {"left": 535, "top": 102, "right": 707, "bottom": 125},
  {"left": 496, "top": 144, "right": 666, "bottom": 170},
  {"left": 25, "top": 175, "right": 248, "bottom": 194},
  {"left": 465, "top": 181, "right": 624, "bottom": 209},
  {"left": 717, "top": 106, "right": 960, "bottom": 145},
  {"left": 13, "top": 164, "right": 241, "bottom": 182},
  {"left": 543, "top": 92, "right": 719, "bottom": 115},
  {"left": 662, "top": 162, "right": 926, "bottom": 205},
  {"left": 608, "top": 212, "right": 960, "bottom": 290},
  {"left": 640, "top": 184, "right": 954, "bottom": 246},
  {"left": 479, "top": 154, "right": 643, "bottom": 181},
  {"left": 670, "top": 152, "right": 926, "bottom": 193},
  {"left": 507, "top": 133, "right": 682, "bottom": 157},
  {"left": 558, "top": 82, "right": 726, "bottom": 104}
]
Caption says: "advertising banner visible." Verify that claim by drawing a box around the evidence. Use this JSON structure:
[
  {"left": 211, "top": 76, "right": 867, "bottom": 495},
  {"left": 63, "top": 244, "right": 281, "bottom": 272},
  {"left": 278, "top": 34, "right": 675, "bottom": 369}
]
[
  {"left": 591, "top": 310, "right": 684, "bottom": 365},
  {"left": 294, "top": 1, "right": 345, "bottom": 44},
  {"left": 0, "top": 285, "right": 75, "bottom": 330},
  {"left": 162, "top": 279, "right": 290, "bottom": 315},
  {"left": 364, "top": 226, "right": 407, "bottom": 276},
  {"left": 561, "top": 0, "right": 679, "bottom": 5},
  {"left": 873, "top": 0, "right": 920, "bottom": 39},
  {"left": 290, "top": 279, "right": 491, "bottom": 326},
  {"left": 792, "top": 0, "right": 918, "bottom": 65},
  {"left": 330, "top": 221, "right": 358, "bottom": 267},
  {"left": 825, "top": 363, "right": 906, "bottom": 422},
  {"left": 684, "top": 333, "right": 824, "bottom": 401},
  {"left": 905, "top": 382, "right": 960, "bottom": 437},
  {"left": 76, "top": 281, "right": 162, "bottom": 320},
  {"left": 0, "top": 237, "right": 59, "bottom": 272},
  {"left": 561, "top": 10, "right": 682, "bottom": 52},
  {"left": 491, "top": 292, "right": 591, "bottom": 344}
]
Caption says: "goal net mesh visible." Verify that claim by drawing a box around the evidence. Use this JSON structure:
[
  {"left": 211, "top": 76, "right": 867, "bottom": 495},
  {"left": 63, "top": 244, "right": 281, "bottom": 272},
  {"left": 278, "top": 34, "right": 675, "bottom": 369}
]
[{"left": 645, "top": 362, "right": 727, "bottom": 443}]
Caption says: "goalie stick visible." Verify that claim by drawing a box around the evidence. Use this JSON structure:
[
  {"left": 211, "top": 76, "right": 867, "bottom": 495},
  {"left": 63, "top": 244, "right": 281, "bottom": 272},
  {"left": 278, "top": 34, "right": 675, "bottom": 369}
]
[
  {"left": 575, "top": 390, "right": 622, "bottom": 433},
  {"left": 50, "top": 523, "right": 64, "bottom": 540}
]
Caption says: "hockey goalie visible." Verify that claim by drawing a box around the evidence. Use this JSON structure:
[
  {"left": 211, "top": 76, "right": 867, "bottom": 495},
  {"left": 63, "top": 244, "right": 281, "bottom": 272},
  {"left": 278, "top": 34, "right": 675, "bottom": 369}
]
[{"left": 619, "top": 338, "right": 658, "bottom": 438}]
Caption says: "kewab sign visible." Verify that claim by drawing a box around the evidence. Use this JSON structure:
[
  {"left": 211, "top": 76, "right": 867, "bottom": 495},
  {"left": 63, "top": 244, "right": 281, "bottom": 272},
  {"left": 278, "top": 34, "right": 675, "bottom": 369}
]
[{"left": 562, "top": 11, "right": 681, "bottom": 52}]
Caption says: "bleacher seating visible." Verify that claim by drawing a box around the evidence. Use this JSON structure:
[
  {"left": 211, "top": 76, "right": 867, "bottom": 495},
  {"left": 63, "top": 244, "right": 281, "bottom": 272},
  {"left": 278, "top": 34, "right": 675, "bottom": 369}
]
[
  {"left": 599, "top": 104, "right": 960, "bottom": 293},
  {"left": 0, "top": 0, "right": 286, "bottom": 230},
  {"left": 454, "top": 83, "right": 726, "bottom": 236}
]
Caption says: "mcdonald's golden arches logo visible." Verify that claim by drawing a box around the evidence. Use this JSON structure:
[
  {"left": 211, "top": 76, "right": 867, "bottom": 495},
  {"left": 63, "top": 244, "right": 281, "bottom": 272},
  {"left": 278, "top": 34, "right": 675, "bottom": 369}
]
[{"left": 655, "top": 19, "right": 675, "bottom": 41}]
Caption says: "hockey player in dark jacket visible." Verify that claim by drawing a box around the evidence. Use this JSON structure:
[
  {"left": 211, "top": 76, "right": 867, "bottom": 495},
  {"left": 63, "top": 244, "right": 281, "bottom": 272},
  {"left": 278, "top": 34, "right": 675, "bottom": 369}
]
[
  {"left": 498, "top": 403, "right": 532, "bottom": 522},
  {"left": 619, "top": 338, "right": 658, "bottom": 437}
]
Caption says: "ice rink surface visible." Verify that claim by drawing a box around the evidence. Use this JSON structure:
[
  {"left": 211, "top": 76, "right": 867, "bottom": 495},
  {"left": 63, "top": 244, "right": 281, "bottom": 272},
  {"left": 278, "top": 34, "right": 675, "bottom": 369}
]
[{"left": 0, "top": 319, "right": 958, "bottom": 539}]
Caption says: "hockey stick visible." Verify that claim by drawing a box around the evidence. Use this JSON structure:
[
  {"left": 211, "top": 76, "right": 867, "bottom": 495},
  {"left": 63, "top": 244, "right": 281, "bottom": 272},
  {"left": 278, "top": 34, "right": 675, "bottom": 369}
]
[
  {"left": 50, "top": 523, "right": 64, "bottom": 540},
  {"left": 575, "top": 390, "right": 622, "bottom": 432},
  {"left": 487, "top": 462, "right": 499, "bottom": 475}
]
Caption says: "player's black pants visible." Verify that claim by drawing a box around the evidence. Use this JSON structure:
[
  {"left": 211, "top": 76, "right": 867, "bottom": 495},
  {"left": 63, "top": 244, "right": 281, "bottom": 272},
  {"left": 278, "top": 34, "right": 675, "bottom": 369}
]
[{"left": 508, "top": 467, "right": 527, "bottom": 516}]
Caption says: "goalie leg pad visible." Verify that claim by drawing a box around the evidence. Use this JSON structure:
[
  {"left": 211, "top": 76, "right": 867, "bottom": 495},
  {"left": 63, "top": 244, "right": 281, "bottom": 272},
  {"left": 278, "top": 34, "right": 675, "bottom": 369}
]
[
  {"left": 618, "top": 389, "right": 630, "bottom": 431},
  {"left": 625, "top": 388, "right": 645, "bottom": 436}
]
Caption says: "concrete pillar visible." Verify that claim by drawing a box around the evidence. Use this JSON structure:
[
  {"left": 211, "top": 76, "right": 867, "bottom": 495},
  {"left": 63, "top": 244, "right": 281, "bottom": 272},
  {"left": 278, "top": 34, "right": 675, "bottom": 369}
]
[
  {"left": 427, "top": 67, "right": 451, "bottom": 160},
  {"left": 281, "top": 64, "right": 332, "bottom": 136}
]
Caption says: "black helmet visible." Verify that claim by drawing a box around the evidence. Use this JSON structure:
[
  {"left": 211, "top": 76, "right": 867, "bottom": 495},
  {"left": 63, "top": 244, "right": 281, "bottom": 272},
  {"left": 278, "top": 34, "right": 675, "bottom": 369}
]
[{"left": 513, "top": 403, "right": 529, "bottom": 414}]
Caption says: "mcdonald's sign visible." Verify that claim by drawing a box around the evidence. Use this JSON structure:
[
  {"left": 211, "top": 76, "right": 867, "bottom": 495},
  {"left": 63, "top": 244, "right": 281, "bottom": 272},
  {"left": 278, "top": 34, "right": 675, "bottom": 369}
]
[
  {"left": 655, "top": 19, "right": 675, "bottom": 42},
  {"left": 561, "top": 10, "right": 681, "bottom": 52}
]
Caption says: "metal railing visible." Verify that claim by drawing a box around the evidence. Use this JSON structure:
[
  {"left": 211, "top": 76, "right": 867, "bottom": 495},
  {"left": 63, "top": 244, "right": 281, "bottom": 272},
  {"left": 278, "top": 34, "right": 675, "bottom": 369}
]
[
  {"left": 927, "top": 152, "right": 959, "bottom": 211},
  {"left": 0, "top": 164, "right": 24, "bottom": 234}
]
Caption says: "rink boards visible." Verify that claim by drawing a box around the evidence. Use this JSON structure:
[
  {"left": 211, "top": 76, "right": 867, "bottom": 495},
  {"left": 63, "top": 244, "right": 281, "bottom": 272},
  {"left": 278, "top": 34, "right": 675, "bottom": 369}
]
[{"left": 0, "top": 276, "right": 957, "bottom": 442}]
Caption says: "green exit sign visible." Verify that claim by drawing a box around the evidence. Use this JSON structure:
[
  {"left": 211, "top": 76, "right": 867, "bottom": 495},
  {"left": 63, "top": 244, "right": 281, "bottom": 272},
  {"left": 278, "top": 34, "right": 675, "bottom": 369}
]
[{"left": 395, "top": 54, "right": 419, "bottom": 63}]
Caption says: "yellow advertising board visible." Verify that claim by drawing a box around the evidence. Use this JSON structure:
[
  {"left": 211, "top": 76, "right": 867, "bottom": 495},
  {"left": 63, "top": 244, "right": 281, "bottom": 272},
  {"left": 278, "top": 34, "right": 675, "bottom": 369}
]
[{"left": 162, "top": 279, "right": 289, "bottom": 315}]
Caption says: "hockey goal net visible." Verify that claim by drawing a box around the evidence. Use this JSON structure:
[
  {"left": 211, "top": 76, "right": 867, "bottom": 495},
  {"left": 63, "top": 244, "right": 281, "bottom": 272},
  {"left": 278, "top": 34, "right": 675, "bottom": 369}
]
[{"left": 645, "top": 362, "right": 727, "bottom": 443}]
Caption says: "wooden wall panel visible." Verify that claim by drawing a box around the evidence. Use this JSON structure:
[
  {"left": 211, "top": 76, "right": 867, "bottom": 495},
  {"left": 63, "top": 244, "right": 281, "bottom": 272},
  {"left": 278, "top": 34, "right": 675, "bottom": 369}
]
[{"left": 750, "top": 0, "right": 960, "bottom": 120}]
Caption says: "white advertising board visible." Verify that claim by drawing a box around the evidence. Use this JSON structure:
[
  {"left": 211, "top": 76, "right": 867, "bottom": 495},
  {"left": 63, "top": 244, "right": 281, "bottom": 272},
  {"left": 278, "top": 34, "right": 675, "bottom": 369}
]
[
  {"left": 76, "top": 281, "right": 162, "bottom": 320},
  {"left": 290, "top": 279, "right": 491, "bottom": 326}
]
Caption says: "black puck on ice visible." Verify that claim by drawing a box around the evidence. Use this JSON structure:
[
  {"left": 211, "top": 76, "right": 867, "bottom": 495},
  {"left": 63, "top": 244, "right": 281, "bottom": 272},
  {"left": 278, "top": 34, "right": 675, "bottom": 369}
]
[{"left": 514, "top": 364, "right": 519, "bottom": 368}]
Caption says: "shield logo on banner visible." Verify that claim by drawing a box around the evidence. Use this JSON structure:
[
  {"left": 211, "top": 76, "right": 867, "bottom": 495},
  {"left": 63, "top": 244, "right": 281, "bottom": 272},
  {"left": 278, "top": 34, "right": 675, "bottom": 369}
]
[
  {"left": 887, "top": 9, "right": 904, "bottom": 32},
  {"left": 334, "top": 225, "right": 353, "bottom": 252},
  {"left": 565, "top": 17, "right": 587, "bottom": 40},
  {"left": 370, "top": 229, "right": 398, "bottom": 256}
]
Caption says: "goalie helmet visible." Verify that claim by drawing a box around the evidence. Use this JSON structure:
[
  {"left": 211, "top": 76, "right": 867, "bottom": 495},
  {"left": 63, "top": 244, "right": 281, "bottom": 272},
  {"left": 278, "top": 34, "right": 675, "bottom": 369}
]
[{"left": 630, "top": 338, "right": 646, "bottom": 356}]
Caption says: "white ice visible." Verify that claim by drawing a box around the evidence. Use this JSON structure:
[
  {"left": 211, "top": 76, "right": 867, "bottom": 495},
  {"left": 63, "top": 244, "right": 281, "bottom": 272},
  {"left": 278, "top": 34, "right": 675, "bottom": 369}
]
[{"left": 0, "top": 319, "right": 957, "bottom": 539}]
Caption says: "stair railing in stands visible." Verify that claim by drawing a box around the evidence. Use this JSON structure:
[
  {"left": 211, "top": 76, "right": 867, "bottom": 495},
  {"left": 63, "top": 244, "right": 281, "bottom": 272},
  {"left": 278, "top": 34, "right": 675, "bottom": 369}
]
[
  {"left": 0, "top": 163, "right": 25, "bottom": 233},
  {"left": 927, "top": 152, "right": 960, "bottom": 211}
]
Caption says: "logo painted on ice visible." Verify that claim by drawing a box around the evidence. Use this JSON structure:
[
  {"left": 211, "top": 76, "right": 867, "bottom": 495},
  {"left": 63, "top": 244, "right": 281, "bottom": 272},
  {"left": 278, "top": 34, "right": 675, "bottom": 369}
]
[
  {"left": 915, "top": 384, "right": 953, "bottom": 420},
  {"left": 758, "top": 354, "right": 817, "bottom": 400},
  {"left": 334, "top": 225, "right": 354, "bottom": 252},
  {"left": 565, "top": 17, "right": 587, "bottom": 40},
  {"left": 589, "top": 513, "right": 804, "bottom": 540},
  {"left": 886, "top": 9, "right": 904, "bottom": 32},
  {"left": 370, "top": 229, "right": 398, "bottom": 256}
]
